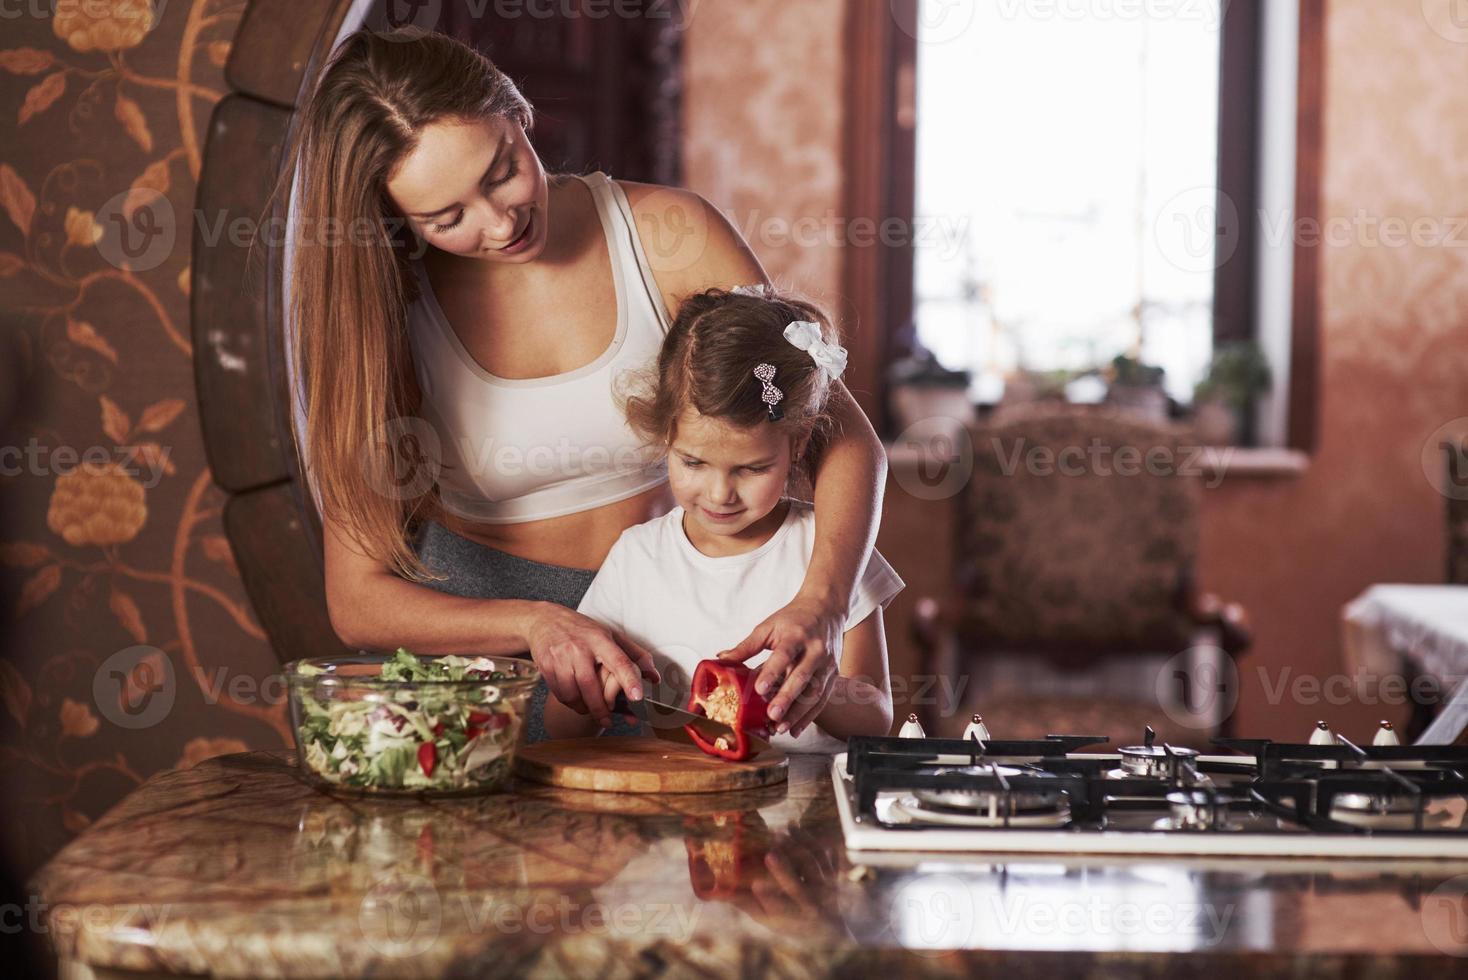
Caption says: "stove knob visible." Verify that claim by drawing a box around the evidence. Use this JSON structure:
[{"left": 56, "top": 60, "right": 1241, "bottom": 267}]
[
  {"left": 1309, "top": 720, "right": 1334, "bottom": 745},
  {"left": 1372, "top": 720, "right": 1400, "bottom": 746},
  {"left": 898, "top": 712, "right": 926, "bottom": 739},
  {"left": 962, "top": 714, "right": 991, "bottom": 742}
]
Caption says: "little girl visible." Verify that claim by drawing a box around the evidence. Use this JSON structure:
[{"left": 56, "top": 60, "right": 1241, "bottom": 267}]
[{"left": 544, "top": 286, "right": 903, "bottom": 752}]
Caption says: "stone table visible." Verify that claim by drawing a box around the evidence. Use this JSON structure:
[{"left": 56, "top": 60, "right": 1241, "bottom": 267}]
[{"left": 26, "top": 749, "right": 1468, "bottom": 978}]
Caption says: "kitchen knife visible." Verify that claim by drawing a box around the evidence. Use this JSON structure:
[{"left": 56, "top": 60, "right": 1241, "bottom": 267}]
[{"left": 611, "top": 693, "right": 771, "bottom": 754}]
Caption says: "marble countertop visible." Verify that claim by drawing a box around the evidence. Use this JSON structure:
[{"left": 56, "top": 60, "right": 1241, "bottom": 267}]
[{"left": 27, "top": 748, "right": 1468, "bottom": 978}]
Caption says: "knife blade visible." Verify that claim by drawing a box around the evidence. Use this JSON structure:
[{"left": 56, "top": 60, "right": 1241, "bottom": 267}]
[{"left": 611, "top": 693, "right": 770, "bottom": 755}]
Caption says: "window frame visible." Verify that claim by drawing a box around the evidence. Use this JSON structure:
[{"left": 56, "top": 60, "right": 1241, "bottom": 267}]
[{"left": 854, "top": 0, "right": 1325, "bottom": 452}]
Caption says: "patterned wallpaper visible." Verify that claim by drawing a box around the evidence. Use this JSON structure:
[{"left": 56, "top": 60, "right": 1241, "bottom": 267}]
[
  {"left": 682, "top": 0, "right": 847, "bottom": 302},
  {"left": 1199, "top": 0, "right": 1468, "bottom": 739},
  {"left": 0, "top": 0, "right": 283, "bottom": 882}
]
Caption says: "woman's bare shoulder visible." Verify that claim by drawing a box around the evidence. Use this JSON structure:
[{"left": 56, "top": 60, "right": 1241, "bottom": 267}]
[{"left": 612, "top": 178, "right": 769, "bottom": 306}]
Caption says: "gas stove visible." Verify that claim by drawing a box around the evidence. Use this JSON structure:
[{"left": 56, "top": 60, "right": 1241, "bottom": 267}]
[{"left": 833, "top": 719, "right": 1468, "bottom": 859}]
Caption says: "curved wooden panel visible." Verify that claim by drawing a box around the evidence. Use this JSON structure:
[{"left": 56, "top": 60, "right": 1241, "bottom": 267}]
[
  {"left": 225, "top": 0, "right": 352, "bottom": 109},
  {"left": 192, "top": 94, "right": 295, "bottom": 494},
  {"left": 223, "top": 483, "right": 350, "bottom": 666}
]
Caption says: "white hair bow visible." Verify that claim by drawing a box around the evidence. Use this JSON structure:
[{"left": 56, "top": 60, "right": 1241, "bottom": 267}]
[{"left": 783, "top": 320, "right": 848, "bottom": 381}]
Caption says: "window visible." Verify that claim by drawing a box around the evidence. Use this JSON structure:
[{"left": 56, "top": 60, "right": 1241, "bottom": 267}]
[{"left": 912, "top": 1, "right": 1226, "bottom": 406}]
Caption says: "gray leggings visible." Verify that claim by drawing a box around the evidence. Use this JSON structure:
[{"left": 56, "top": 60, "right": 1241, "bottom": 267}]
[{"left": 410, "top": 520, "right": 639, "bottom": 743}]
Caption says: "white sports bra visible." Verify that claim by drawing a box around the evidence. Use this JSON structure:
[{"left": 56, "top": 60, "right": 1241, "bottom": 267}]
[{"left": 407, "top": 172, "right": 672, "bottom": 524}]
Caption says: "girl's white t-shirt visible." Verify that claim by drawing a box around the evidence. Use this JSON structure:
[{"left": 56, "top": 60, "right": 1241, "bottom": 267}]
[{"left": 576, "top": 499, "right": 905, "bottom": 753}]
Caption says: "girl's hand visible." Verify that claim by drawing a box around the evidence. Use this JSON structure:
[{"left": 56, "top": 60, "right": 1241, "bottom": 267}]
[
  {"left": 524, "top": 603, "right": 660, "bottom": 728},
  {"left": 716, "top": 592, "right": 843, "bottom": 738}
]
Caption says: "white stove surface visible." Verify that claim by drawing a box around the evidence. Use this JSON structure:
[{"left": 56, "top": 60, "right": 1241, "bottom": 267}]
[{"left": 832, "top": 753, "right": 1468, "bottom": 860}]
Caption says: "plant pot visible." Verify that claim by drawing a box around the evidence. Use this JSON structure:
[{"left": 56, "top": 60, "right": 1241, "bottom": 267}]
[
  {"left": 1193, "top": 396, "right": 1239, "bottom": 446},
  {"left": 1104, "top": 384, "right": 1169, "bottom": 421}
]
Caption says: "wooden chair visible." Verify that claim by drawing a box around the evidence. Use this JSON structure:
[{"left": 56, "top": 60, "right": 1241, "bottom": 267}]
[{"left": 912, "top": 404, "right": 1250, "bottom": 749}]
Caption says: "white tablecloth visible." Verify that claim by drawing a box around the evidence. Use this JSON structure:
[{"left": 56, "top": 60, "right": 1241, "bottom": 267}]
[{"left": 1343, "top": 584, "right": 1468, "bottom": 743}]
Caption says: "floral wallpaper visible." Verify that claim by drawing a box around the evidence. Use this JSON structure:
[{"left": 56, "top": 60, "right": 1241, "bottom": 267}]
[
  {"left": 682, "top": 0, "right": 846, "bottom": 302},
  {"left": 0, "top": 0, "right": 285, "bottom": 883}
]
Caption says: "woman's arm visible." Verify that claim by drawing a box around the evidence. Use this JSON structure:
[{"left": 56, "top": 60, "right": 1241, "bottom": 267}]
[
  {"left": 618, "top": 181, "right": 887, "bottom": 735},
  {"left": 323, "top": 514, "right": 658, "bottom": 728},
  {"left": 806, "top": 608, "right": 893, "bottom": 741}
]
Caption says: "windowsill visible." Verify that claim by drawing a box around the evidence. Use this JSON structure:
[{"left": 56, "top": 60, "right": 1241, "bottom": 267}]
[
  {"left": 883, "top": 439, "right": 1310, "bottom": 480},
  {"left": 1202, "top": 447, "right": 1311, "bottom": 481}
]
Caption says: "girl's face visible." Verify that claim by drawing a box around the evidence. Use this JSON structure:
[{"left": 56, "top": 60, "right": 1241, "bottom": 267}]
[
  {"left": 384, "top": 114, "right": 549, "bottom": 263},
  {"left": 669, "top": 409, "right": 797, "bottom": 548}
]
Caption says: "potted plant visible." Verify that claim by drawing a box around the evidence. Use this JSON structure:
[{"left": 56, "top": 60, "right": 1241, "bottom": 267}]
[
  {"left": 1192, "top": 341, "right": 1272, "bottom": 445},
  {"left": 1104, "top": 353, "right": 1168, "bottom": 420}
]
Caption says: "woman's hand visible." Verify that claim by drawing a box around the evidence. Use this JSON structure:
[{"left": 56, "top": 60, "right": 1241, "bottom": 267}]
[
  {"left": 716, "top": 592, "right": 844, "bottom": 738},
  {"left": 524, "top": 603, "right": 660, "bottom": 728}
]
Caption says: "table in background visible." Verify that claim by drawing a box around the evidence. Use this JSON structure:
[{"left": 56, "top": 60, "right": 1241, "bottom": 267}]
[{"left": 1344, "top": 584, "right": 1468, "bottom": 743}]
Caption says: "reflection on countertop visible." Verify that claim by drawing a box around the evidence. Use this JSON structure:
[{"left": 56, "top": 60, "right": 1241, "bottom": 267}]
[{"left": 26, "top": 749, "right": 1468, "bottom": 977}]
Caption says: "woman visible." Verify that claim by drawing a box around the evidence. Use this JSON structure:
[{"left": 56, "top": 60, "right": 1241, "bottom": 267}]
[{"left": 280, "top": 26, "right": 887, "bottom": 742}]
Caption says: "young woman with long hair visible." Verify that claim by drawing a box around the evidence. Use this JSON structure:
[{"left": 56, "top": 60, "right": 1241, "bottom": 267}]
[{"left": 278, "top": 26, "right": 888, "bottom": 742}]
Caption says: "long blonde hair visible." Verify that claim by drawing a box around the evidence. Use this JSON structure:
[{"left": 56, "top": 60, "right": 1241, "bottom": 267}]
[{"left": 270, "top": 26, "right": 532, "bottom": 582}]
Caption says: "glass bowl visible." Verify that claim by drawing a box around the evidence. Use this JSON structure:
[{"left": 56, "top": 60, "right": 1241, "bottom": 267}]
[{"left": 285, "top": 650, "right": 540, "bottom": 797}]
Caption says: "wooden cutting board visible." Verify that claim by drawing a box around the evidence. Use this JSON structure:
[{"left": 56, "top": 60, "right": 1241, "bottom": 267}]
[{"left": 514, "top": 736, "right": 788, "bottom": 793}]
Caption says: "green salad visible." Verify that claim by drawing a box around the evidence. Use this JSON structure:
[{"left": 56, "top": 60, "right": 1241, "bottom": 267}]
[{"left": 294, "top": 648, "right": 525, "bottom": 793}]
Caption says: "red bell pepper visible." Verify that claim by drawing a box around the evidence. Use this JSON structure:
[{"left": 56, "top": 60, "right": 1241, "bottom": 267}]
[
  {"left": 417, "top": 741, "right": 436, "bottom": 776},
  {"left": 684, "top": 660, "right": 770, "bottom": 761},
  {"left": 683, "top": 811, "right": 768, "bottom": 899}
]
